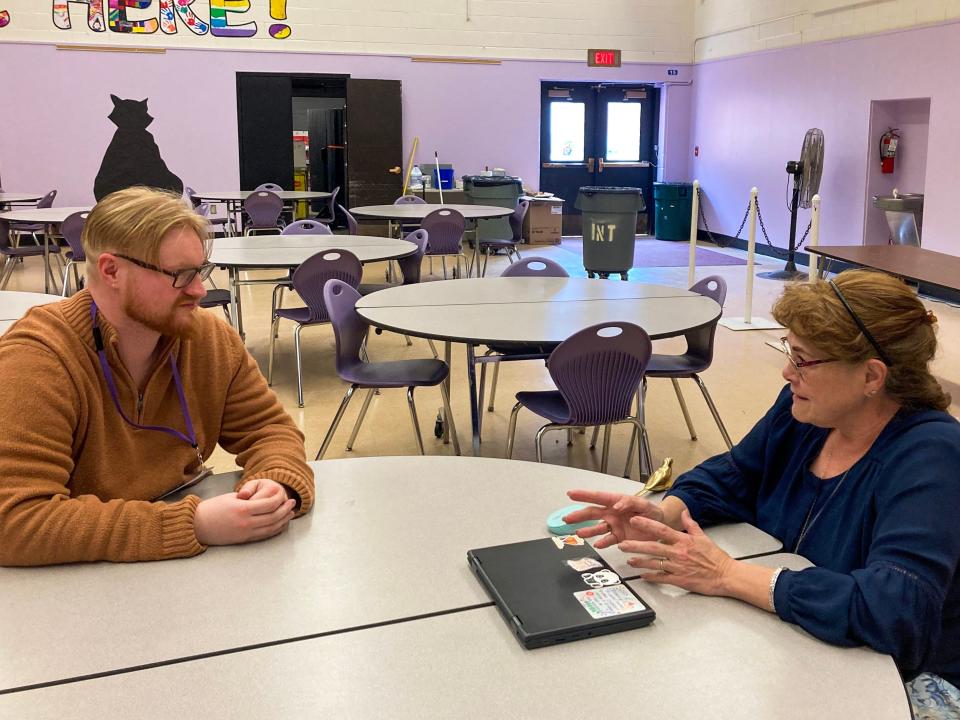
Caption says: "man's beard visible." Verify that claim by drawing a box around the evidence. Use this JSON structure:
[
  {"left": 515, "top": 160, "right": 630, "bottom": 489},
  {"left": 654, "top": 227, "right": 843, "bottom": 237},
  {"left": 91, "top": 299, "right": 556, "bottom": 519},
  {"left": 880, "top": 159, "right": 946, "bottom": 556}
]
[{"left": 122, "top": 288, "right": 202, "bottom": 340}]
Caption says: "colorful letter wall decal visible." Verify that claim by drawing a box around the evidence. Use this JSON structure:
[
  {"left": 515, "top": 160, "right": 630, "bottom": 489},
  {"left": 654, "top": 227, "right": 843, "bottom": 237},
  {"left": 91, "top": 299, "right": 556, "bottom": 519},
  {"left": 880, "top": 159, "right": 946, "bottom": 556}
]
[
  {"left": 53, "top": 0, "right": 106, "bottom": 31},
  {"left": 108, "top": 0, "right": 159, "bottom": 33},
  {"left": 52, "top": 0, "right": 292, "bottom": 39},
  {"left": 158, "top": 0, "right": 209, "bottom": 35},
  {"left": 0, "top": 9, "right": 9, "bottom": 28}
]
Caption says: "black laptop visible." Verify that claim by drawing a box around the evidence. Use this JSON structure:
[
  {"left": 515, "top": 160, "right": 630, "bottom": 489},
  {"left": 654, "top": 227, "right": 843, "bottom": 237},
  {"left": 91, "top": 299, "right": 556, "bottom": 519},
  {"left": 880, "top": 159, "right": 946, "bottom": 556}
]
[{"left": 468, "top": 536, "right": 656, "bottom": 649}]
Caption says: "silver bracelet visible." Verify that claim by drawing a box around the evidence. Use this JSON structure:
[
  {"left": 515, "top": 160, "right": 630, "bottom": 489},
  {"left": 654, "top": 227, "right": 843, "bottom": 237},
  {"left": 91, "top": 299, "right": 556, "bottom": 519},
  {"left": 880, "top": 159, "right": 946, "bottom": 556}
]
[{"left": 768, "top": 566, "right": 786, "bottom": 613}]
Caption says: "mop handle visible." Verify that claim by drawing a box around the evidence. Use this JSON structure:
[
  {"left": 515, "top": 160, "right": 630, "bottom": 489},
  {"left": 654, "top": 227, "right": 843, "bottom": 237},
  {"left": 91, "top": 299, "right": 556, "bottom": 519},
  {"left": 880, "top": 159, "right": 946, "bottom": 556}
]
[{"left": 435, "top": 151, "right": 444, "bottom": 204}]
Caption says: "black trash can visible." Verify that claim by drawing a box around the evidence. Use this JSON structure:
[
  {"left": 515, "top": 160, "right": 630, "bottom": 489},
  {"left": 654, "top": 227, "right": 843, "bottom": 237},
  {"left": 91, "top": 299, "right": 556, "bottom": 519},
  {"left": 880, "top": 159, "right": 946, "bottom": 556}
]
[
  {"left": 653, "top": 182, "right": 694, "bottom": 241},
  {"left": 462, "top": 175, "right": 523, "bottom": 242},
  {"left": 576, "top": 186, "right": 645, "bottom": 279}
]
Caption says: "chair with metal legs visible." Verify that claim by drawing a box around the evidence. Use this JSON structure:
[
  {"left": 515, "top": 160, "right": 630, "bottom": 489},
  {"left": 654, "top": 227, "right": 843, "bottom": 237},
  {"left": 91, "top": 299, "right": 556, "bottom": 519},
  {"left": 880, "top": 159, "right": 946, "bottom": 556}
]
[
  {"left": 472, "top": 198, "right": 529, "bottom": 277},
  {"left": 421, "top": 208, "right": 467, "bottom": 279},
  {"left": 505, "top": 322, "right": 653, "bottom": 477},
  {"left": 316, "top": 279, "right": 461, "bottom": 459},
  {"left": 8, "top": 189, "right": 56, "bottom": 247},
  {"left": 242, "top": 191, "right": 283, "bottom": 236},
  {"left": 475, "top": 257, "right": 568, "bottom": 437},
  {"left": 267, "top": 249, "right": 363, "bottom": 407},
  {"left": 0, "top": 219, "right": 62, "bottom": 290},
  {"left": 644, "top": 275, "right": 733, "bottom": 450},
  {"left": 59, "top": 210, "right": 89, "bottom": 297}
]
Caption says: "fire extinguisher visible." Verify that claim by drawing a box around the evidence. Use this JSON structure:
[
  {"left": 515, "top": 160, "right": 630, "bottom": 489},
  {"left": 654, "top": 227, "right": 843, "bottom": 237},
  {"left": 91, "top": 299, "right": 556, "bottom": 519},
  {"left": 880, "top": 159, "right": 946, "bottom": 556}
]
[{"left": 880, "top": 128, "right": 900, "bottom": 174}]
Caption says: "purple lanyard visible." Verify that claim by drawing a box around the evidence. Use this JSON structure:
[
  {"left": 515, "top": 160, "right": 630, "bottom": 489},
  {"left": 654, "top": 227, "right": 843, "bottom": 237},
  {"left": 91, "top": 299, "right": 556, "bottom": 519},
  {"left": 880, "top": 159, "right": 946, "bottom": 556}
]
[{"left": 90, "top": 301, "right": 199, "bottom": 455}]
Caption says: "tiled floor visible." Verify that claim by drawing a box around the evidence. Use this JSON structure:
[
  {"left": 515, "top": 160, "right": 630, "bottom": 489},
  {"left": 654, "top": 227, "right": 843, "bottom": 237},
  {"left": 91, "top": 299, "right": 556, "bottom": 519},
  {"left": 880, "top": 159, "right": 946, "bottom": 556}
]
[{"left": 9, "top": 236, "right": 959, "bottom": 482}]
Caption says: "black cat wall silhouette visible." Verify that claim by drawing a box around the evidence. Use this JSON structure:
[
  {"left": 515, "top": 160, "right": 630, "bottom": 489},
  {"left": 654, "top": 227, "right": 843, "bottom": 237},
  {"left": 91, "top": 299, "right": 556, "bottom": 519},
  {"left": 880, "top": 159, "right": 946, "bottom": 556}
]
[{"left": 93, "top": 95, "right": 183, "bottom": 201}]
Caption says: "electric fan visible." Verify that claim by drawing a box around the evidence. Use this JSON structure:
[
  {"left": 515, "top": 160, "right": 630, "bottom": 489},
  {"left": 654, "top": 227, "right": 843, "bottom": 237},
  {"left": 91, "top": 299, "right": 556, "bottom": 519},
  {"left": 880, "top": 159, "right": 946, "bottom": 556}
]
[{"left": 759, "top": 128, "right": 824, "bottom": 280}]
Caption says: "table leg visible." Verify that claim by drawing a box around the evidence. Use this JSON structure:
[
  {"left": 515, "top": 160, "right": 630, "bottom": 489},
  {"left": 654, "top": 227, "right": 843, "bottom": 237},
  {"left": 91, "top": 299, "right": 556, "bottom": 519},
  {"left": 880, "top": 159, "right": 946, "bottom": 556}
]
[
  {"left": 442, "top": 340, "right": 452, "bottom": 444},
  {"left": 42, "top": 222, "right": 61, "bottom": 294},
  {"left": 465, "top": 342, "right": 481, "bottom": 456},
  {"left": 229, "top": 267, "right": 245, "bottom": 339}
]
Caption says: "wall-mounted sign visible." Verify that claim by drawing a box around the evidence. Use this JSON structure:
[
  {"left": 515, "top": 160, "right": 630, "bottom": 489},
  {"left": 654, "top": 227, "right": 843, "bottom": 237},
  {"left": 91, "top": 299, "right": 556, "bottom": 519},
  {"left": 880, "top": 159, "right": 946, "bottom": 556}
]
[
  {"left": 667, "top": 69, "right": 679, "bottom": 76},
  {"left": 587, "top": 49, "right": 621, "bottom": 67}
]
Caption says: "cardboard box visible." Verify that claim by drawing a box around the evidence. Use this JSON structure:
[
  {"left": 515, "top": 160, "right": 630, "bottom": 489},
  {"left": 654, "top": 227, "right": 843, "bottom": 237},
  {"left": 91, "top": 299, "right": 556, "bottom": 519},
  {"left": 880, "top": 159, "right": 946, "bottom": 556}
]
[{"left": 523, "top": 197, "right": 564, "bottom": 244}]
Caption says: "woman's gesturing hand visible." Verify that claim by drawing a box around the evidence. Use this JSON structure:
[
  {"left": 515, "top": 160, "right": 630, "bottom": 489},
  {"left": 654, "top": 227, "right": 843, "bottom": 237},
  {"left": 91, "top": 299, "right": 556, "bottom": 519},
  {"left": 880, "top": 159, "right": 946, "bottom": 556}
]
[{"left": 563, "top": 489, "right": 667, "bottom": 549}]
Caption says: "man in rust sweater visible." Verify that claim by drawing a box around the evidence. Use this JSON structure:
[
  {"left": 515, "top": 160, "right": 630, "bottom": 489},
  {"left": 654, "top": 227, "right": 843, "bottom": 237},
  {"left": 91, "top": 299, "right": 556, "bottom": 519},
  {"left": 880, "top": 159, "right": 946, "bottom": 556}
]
[{"left": 0, "top": 187, "right": 314, "bottom": 566}]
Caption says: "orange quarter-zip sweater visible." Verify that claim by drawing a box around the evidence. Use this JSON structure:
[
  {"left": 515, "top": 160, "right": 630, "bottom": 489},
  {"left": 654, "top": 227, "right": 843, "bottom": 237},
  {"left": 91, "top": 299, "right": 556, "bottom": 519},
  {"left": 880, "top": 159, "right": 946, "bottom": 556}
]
[{"left": 0, "top": 290, "right": 314, "bottom": 566}]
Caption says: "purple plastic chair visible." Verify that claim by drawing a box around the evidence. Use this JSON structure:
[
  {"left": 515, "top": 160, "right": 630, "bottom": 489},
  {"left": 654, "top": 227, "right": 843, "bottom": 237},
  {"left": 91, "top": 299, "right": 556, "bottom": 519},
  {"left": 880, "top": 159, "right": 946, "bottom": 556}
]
[
  {"left": 255, "top": 183, "right": 284, "bottom": 192},
  {"left": 313, "top": 186, "right": 339, "bottom": 224},
  {"left": 0, "top": 218, "right": 62, "bottom": 290},
  {"left": 243, "top": 191, "right": 283, "bottom": 235},
  {"left": 282, "top": 219, "right": 333, "bottom": 235},
  {"left": 358, "top": 229, "right": 428, "bottom": 295},
  {"left": 505, "top": 322, "right": 652, "bottom": 476},
  {"left": 476, "top": 257, "right": 569, "bottom": 432},
  {"left": 474, "top": 199, "right": 529, "bottom": 277},
  {"left": 338, "top": 204, "right": 359, "bottom": 235},
  {"left": 267, "top": 249, "right": 363, "bottom": 407},
  {"left": 9, "top": 189, "right": 57, "bottom": 245},
  {"left": 645, "top": 275, "right": 732, "bottom": 450},
  {"left": 59, "top": 210, "right": 88, "bottom": 296},
  {"left": 193, "top": 199, "right": 230, "bottom": 236},
  {"left": 394, "top": 195, "right": 426, "bottom": 205},
  {"left": 315, "top": 279, "right": 461, "bottom": 459},
  {"left": 421, "top": 208, "right": 467, "bottom": 279}
]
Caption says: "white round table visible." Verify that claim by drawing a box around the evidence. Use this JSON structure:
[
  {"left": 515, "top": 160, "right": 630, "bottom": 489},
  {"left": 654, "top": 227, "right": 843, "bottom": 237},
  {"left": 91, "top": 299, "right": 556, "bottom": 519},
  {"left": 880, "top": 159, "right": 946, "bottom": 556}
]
[
  {"left": 0, "top": 290, "right": 62, "bottom": 334},
  {"left": 0, "top": 457, "right": 904, "bottom": 718},
  {"left": 357, "top": 277, "right": 721, "bottom": 455},
  {"left": 0, "top": 207, "right": 92, "bottom": 293},
  {"left": 210, "top": 235, "right": 415, "bottom": 338},
  {"left": 0, "top": 192, "right": 45, "bottom": 206},
  {"left": 350, "top": 203, "right": 513, "bottom": 221},
  {"left": 193, "top": 190, "right": 333, "bottom": 202}
]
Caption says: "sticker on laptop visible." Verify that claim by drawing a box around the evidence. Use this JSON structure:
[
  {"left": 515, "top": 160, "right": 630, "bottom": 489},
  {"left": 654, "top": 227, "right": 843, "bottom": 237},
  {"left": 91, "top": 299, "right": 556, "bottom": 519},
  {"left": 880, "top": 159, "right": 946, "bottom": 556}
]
[
  {"left": 566, "top": 557, "right": 603, "bottom": 572},
  {"left": 581, "top": 569, "right": 621, "bottom": 588},
  {"left": 551, "top": 534, "right": 585, "bottom": 549},
  {"left": 574, "top": 585, "right": 646, "bottom": 619}
]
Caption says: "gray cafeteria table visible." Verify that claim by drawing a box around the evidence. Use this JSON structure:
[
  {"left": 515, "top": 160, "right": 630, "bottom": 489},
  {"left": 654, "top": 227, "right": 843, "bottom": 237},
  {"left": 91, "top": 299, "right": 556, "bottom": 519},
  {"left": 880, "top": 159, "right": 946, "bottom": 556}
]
[
  {"left": 0, "top": 456, "right": 777, "bottom": 695},
  {"left": 208, "top": 234, "right": 415, "bottom": 338},
  {"left": 0, "top": 192, "right": 44, "bottom": 207},
  {"left": 192, "top": 190, "right": 333, "bottom": 235},
  {"left": 0, "top": 553, "right": 907, "bottom": 719},
  {"left": 356, "top": 277, "right": 722, "bottom": 457},
  {"left": 0, "top": 290, "right": 62, "bottom": 334},
  {"left": 0, "top": 206, "right": 91, "bottom": 293}
]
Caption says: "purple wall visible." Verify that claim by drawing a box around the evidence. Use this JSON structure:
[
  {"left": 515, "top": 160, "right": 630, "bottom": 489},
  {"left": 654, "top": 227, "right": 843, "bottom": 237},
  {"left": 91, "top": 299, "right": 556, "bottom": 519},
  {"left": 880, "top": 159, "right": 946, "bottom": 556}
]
[
  {"left": 689, "top": 21, "right": 959, "bottom": 256},
  {"left": 0, "top": 43, "right": 692, "bottom": 207}
]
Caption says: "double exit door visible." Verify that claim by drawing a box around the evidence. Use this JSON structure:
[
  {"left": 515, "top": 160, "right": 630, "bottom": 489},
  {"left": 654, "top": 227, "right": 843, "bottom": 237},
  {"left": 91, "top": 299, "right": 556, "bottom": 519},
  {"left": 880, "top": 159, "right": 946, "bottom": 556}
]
[{"left": 539, "top": 82, "right": 659, "bottom": 235}]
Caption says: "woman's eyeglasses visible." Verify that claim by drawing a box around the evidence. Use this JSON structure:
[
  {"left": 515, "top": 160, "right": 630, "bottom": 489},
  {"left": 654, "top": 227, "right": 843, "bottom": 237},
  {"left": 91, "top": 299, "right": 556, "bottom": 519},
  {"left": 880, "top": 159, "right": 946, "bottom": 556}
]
[
  {"left": 114, "top": 253, "right": 215, "bottom": 289},
  {"left": 776, "top": 337, "right": 836, "bottom": 379}
]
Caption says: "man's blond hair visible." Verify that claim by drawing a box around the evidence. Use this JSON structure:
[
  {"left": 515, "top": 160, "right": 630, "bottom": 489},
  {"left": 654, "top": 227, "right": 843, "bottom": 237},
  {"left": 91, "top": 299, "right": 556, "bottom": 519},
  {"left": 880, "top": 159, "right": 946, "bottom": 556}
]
[{"left": 82, "top": 187, "right": 211, "bottom": 268}]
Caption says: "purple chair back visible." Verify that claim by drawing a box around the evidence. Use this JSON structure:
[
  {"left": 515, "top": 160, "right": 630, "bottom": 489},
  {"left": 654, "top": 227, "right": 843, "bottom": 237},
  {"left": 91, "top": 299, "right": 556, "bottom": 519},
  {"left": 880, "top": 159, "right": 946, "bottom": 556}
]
[
  {"left": 508, "top": 199, "right": 529, "bottom": 242},
  {"left": 60, "top": 211, "right": 89, "bottom": 260},
  {"left": 291, "top": 249, "right": 362, "bottom": 324},
  {"left": 0, "top": 220, "right": 11, "bottom": 250},
  {"left": 394, "top": 195, "right": 426, "bottom": 205},
  {"left": 338, "top": 204, "right": 359, "bottom": 235},
  {"left": 397, "top": 229, "right": 429, "bottom": 285},
  {"left": 255, "top": 183, "right": 284, "bottom": 192},
  {"left": 244, "top": 191, "right": 283, "bottom": 228},
  {"left": 184, "top": 187, "right": 201, "bottom": 208},
  {"left": 322, "top": 279, "right": 367, "bottom": 376},
  {"left": 314, "top": 186, "right": 339, "bottom": 223},
  {"left": 685, "top": 275, "right": 726, "bottom": 364},
  {"left": 282, "top": 219, "right": 333, "bottom": 235},
  {"left": 547, "top": 322, "right": 651, "bottom": 425},
  {"left": 37, "top": 190, "right": 57, "bottom": 209},
  {"left": 421, "top": 208, "right": 465, "bottom": 256},
  {"left": 501, "top": 256, "right": 567, "bottom": 278}
]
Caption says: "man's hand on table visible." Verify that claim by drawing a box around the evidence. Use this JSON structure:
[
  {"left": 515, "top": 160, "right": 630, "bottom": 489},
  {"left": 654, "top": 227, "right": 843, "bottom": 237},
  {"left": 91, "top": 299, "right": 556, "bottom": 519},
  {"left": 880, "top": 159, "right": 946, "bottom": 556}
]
[{"left": 194, "top": 478, "right": 296, "bottom": 546}]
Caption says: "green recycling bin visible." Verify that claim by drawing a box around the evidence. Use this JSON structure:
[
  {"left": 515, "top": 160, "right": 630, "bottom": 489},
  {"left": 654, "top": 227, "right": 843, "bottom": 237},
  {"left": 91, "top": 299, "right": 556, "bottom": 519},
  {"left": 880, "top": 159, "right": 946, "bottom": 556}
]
[
  {"left": 576, "top": 186, "right": 645, "bottom": 280},
  {"left": 653, "top": 182, "right": 694, "bottom": 241},
  {"left": 462, "top": 175, "right": 523, "bottom": 242}
]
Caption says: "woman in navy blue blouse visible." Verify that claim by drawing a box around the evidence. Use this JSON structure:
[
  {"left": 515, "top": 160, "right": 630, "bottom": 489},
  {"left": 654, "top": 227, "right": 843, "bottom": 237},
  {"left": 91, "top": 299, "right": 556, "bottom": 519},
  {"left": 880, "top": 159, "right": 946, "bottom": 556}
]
[{"left": 566, "top": 270, "right": 960, "bottom": 716}]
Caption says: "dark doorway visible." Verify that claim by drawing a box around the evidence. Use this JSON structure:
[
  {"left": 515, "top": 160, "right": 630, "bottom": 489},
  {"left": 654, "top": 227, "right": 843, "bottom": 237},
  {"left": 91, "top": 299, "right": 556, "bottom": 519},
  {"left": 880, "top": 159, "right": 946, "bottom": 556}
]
[
  {"left": 345, "top": 79, "right": 403, "bottom": 208},
  {"left": 539, "top": 82, "right": 659, "bottom": 235}
]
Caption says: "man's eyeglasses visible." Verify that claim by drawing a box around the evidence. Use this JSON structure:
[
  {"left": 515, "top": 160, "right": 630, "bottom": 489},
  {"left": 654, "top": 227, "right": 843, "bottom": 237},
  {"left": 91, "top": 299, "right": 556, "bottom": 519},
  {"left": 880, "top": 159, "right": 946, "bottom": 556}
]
[
  {"left": 829, "top": 280, "right": 894, "bottom": 366},
  {"left": 777, "top": 337, "right": 836, "bottom": 379},
  {"left": 114, "top": 253, "right": 215, "bottom": 289}
]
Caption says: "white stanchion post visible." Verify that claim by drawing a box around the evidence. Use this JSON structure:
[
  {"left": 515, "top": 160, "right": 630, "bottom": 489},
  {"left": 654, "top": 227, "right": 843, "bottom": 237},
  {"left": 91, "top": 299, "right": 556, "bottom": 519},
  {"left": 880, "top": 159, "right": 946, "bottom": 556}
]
[
  {"left": 744, "top": 187, "right": 758, "bottom": 324},
  {"left": 718, "top": 186, "right": 782, "bottom": 332},
  {"left": 808, "top": 194, "right": 821, "bottom": 284},
  {"left": 688, "top": 180, "right": 700, "bottom": 288}
]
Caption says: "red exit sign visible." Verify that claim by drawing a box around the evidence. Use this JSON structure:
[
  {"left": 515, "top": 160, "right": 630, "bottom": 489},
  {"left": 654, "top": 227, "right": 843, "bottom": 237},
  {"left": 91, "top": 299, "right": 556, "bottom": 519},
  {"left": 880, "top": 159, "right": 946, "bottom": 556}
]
[{"left": 587, "top": 49, "right": 622, "bottom": 67}]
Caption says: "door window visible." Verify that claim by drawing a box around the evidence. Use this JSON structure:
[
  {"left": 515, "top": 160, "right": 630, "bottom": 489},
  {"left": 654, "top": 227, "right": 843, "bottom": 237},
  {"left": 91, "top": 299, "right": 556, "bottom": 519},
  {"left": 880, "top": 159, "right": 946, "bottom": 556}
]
[
  {"left": 605, "top": 102, "right": 642, "bottom": 162},
  {"left": 549, "top": 102, "right": 586, "bottom": 162}
]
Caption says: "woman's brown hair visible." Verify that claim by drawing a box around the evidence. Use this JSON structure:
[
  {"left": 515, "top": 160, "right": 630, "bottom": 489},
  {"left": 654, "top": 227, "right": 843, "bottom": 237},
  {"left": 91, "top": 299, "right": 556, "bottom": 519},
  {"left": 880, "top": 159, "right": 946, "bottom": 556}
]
[{"left": 772, "top": 269, "right": 949, "bottom": 411}]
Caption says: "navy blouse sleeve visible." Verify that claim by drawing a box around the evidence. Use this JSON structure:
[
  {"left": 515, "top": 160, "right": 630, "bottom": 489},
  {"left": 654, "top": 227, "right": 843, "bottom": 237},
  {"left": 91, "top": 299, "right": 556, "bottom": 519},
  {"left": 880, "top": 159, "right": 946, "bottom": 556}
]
[
  {"left": 665, "top": 386, "right": 794, "bottom": 526},
  {"left": 773, "top": 425, "right": 960, "bottom": 674}
]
